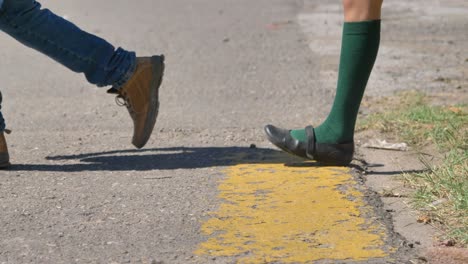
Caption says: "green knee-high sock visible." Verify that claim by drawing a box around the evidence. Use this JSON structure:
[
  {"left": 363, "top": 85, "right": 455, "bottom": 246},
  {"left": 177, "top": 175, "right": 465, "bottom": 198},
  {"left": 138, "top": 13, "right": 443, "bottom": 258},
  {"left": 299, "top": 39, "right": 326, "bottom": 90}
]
[{"left": 291, "top": 20, "right": 381, "bottom": 144}]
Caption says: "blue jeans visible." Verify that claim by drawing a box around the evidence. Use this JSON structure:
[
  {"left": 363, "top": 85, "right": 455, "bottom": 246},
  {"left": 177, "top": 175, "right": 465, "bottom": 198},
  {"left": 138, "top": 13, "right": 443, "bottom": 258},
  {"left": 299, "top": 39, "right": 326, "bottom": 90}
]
[{"left": 0, "top": 0, "right": 137, "bottom": 131}]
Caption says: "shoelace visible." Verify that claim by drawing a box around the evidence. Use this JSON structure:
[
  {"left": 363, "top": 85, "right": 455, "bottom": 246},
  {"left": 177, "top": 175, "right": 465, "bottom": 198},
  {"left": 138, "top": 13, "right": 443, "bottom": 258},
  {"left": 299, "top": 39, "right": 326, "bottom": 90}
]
[{"left": 115, "top": 92, "right": 141, "bottom": 117}]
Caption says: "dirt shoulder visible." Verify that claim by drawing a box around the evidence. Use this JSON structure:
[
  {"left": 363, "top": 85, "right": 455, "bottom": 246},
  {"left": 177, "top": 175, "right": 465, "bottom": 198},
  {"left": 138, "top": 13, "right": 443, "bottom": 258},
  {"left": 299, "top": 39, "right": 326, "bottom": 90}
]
[{"left": 355, "top": 98, "right": 467, "bottom": 264}]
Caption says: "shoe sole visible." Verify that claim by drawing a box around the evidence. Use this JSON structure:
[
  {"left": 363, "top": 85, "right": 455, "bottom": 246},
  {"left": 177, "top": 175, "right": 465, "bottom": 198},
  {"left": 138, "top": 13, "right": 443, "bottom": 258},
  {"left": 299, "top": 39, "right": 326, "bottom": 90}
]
[
  {"left": 0, "top": 163, "right": 10, "bottom": 169},
  {"left": 0, "top": 159, "right": 10, "bottom": 169},
  {"left": 0, "top": 152, "right": 9, "bottom": 169},
  {"left": 132, "top": 55, "right": 165, "bottom": 149}
]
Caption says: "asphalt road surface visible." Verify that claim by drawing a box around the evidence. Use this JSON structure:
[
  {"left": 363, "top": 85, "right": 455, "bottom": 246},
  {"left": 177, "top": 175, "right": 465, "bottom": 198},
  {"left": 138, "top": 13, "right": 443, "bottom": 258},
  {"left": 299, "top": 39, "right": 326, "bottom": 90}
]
[
  {"left": 3, "top": 0, "right": 466, "bottom": 263},
  {"left": 0, "top": 1, "right": 331, "bottom": 262}
]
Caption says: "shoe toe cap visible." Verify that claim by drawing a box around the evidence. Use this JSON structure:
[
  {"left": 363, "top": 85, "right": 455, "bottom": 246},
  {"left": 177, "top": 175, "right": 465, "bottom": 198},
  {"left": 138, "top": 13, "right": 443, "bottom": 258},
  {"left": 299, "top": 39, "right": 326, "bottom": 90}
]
[{"left": 264, "top": 124, "right": 288, "bottom": 142}]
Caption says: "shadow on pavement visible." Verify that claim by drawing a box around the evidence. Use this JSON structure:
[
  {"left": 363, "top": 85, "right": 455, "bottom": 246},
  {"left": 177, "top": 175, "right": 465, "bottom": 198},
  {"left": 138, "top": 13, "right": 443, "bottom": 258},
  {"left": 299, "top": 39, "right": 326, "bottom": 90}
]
[
  {"left": 7, "top": 147, "right": 426, "bottom": 174},
  {"left": 9, "top": 146, "right": 310, "bottom": 172}
]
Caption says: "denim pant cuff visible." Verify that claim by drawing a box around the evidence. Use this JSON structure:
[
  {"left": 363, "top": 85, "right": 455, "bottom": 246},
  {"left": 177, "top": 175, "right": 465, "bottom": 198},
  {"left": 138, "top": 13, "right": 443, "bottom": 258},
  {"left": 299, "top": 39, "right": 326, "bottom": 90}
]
[{"left": 111, "top": 54, "right": 137, "bottom": 90}]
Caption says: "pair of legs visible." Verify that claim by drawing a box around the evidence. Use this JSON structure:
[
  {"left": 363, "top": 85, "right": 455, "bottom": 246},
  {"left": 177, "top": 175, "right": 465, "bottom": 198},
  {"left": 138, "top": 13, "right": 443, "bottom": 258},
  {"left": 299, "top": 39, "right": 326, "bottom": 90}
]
[
  {"left": 0, "top": 0, "right": 165, "bottom": 168},
  {"left": 0, "top": 0, "right": 382, "bottom": 167},
  {"left": 266, "top": 0, "right": 383, "bottom": 165}
]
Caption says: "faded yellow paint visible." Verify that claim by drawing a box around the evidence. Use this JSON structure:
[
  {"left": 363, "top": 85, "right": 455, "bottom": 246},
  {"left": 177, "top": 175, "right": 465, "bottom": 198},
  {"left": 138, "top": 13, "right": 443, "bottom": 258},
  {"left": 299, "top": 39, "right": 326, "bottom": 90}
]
[{"left": 195, "top": 163, "right": 390, "bottom": 263}]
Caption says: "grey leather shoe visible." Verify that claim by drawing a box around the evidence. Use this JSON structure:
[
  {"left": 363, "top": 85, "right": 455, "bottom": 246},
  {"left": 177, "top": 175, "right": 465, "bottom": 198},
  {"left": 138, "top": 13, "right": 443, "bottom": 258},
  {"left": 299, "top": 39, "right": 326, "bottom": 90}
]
[{"left": 264, "top": 124, "right": 354, "bottom": 166}]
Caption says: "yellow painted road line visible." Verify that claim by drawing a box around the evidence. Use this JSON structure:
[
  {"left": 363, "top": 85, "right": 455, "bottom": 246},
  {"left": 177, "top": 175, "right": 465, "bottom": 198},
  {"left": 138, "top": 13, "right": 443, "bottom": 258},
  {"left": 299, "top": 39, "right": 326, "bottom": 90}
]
[{"left": 195, "top": 163, "right": 390, "bottom": 263}]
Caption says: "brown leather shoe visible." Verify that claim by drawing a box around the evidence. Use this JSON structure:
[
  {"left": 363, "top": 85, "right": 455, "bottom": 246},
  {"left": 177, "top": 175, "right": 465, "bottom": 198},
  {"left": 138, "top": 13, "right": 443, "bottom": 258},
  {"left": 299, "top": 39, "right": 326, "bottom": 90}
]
[
  {"left": 0, "top": 132, "right": 10, "bottom": 169},
  {"left": 110, "top": 55, "right": 165, "bottom": 149}
]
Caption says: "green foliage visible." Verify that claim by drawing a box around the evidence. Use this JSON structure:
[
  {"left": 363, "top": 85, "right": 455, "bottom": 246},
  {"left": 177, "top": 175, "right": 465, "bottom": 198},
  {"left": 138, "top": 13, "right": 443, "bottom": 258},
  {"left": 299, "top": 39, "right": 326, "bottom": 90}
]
[{"left": 359, "top": 91, "right": 468, "bottom": 246}]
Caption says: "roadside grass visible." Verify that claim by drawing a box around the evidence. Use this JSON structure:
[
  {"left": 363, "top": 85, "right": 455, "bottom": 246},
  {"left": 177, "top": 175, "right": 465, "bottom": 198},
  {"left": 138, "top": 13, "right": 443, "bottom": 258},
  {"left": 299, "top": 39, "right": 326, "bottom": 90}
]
[{"left": 358, "top": 90, "right": 468, "bottom": 246}]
